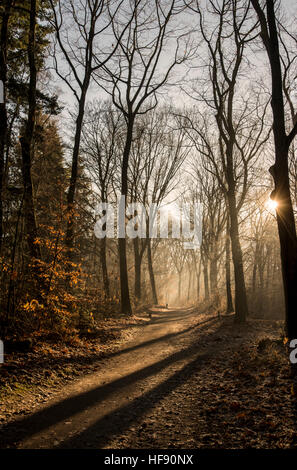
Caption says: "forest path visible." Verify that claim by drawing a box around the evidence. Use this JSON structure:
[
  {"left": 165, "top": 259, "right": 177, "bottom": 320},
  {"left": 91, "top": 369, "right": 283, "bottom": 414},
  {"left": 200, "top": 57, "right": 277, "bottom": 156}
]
[
  {"left": 1, "top": 306, "right": 222, "bottom": 449},
  {"left": 2, "top": 309, "right": 289, "bottom": 449}
]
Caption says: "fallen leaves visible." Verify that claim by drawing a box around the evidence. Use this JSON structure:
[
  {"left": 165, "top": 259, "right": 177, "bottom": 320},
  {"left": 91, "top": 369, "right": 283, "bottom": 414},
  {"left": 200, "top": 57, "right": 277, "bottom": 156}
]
[
  {"left": 0, "top": 314, "right": 146, "bottom": 422},
  {"left": 106, "top": 318, "right": 296, "bottom": 450}
]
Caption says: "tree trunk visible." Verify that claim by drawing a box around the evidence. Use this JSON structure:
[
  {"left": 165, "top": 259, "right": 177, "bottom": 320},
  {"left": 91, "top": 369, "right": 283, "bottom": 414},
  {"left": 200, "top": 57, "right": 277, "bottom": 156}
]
[
  {"left": 251, "top": 0, "right": 297, "bottom": 339},
  {"left": 0, "top": 0, "right": 13, "bottom": 253},
  {"left": 65, "top": 88, "right": 88, "bottom": 257},
  {"left": 63, "top": 7, "right": 98, "bottom": 258},
  {"left": 20, "top": 0, "right": 41, "bottom": 262},
  {"left": 197, "top": 257, "right": 201, "bottom": 301},
  {"left": 266, "top": 1, "right": 297, "bottom": 338},
  {"left": 252, "top": 250, "right": 257, "bottom": 294},
  {"left": 178, "top": 272, "right": 182, "bottom": 302},
  {"left": 209, "top": 256, "right": 218, "bottom": 296},
  {"left": 272, "top": 162, "right": 297, "bottom": 338},
  {"left": 187, "top": 267, "right": 192, "bottom": 301},
  {"left": 225, "top": 226, "right": 234, "bottom": 313},
  {"left": 100, "top": 237, "right": 110, "bottom": 298},
  {"left": 118, "top": 117, "right": 134, "bottom": 314},
  {"left": 147, "top": 238, "right": 158, "bottom": 304},
  {"left": 118, "top": 237, "right": 131, "bottom": 313},
  {"left": 257, "top": 248, "right": 265, "bottom": 317},
  {"left": 203, "top": 259, "right": 209, "bottom": 301},
  {"left": 227, "top": 189, "right": 248, "bottom": 322},
  {"left": 133, "top": 237, "right": 141, "bottom": 302}
]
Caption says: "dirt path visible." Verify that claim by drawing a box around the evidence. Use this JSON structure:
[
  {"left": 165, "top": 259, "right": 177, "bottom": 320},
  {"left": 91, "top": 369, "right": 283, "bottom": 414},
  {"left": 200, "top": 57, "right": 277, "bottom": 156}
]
[
  {"left": 0, "top": 307, "right": 218, "bottom": 448},
  {"left": 1, "top": 307, "right": 296, "bottom": 449}
]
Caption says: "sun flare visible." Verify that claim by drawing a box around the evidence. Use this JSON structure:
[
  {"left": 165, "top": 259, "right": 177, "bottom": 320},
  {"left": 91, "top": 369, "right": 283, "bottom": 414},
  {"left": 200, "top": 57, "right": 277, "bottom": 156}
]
[{"left": 267, "top": 198, "right": 278, "bottom": 211}]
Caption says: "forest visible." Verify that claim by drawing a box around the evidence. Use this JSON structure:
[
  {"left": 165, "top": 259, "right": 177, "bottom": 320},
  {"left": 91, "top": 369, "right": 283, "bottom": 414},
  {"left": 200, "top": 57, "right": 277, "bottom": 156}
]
[{"left": 0, "top": 0, "right": 297, "bottom": 454}]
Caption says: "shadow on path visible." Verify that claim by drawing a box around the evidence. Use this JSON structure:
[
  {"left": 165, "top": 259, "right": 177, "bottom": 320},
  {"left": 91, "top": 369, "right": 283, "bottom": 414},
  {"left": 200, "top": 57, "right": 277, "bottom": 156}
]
[
  {"left": 0, "top": 316, "right": 224, "bottom": 448},
  {"left": 59, "top": 350, "right": 212, "bottom": 448},
  {"left": 5, "top": 311, "right": 216, "bottom": 378}
]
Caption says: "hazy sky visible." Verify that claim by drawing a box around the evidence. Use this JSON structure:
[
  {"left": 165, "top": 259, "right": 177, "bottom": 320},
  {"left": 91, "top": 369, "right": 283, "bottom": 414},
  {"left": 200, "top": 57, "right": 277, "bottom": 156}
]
[{"left": 52, "top": 0, "right": 296, "bottom": 139}]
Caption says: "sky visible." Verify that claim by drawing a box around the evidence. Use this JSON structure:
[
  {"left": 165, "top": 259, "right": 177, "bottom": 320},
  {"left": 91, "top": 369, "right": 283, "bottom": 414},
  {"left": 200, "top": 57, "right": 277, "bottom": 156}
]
[{"left": 50, "top": 0, "right": 297, "bottom": 146}]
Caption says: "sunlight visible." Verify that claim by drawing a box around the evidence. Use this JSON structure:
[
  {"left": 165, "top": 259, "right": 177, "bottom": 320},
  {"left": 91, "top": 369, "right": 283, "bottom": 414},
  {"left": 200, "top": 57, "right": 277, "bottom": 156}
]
[{"left": 266, "top": 198, "right": 278, "bottom": 211}]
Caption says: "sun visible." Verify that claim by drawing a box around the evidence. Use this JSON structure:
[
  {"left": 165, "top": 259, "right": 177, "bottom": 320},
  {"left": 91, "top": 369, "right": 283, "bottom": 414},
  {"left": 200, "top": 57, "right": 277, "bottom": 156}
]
[{"left": 266, "top": 198, "right": 278, "bottom": 211}]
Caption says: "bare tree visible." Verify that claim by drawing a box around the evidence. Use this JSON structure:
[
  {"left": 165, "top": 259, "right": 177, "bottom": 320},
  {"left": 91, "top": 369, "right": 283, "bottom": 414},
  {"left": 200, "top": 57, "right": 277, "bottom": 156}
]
[
  {"left": 19, "top": 0, "right": 41, "bottom": 264},
  {"left": 81, "top": 99, "right": 123, "bottom": 297},
  {"left": 225, "top": 217, "right": 234, "bottom": 313},
  {"left": 0, "top": 0, "right": 14, "bottom": 253},
  {"left": 183, "top": 0, "right": 269, "bottom": 321},
  {"left": 128, "top": 107, "right": 188, "bottom": 302},
  {"left": 49, "top": 0, "right": 129, "bottom": 257},
  {"left": 96, "top": 0, "right": 193, "bottom": 313},
  {"left": 169, "top": 239, "right": 187, "bottom": 302},
  {"left": 251, "top": 0, "right": 297, "bottom": 338}
]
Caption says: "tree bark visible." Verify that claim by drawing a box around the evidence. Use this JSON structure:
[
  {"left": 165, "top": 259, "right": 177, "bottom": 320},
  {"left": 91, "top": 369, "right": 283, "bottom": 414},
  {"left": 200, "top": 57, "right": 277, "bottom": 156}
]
[
  {"left": 65, "top": 87, "right": 88, "bottom": 257},
  {"left": 252, "top": 248, "right": 257, "bottom": 295},
  {"left": 227, "top": 188, "right": 248, "bottom": 322},
  {"left": 0, "top": 0, "right": 13, "bottom": 253},
  {"left": 267, "top": 0, "right": 297, "bottom": 338},
  {"left": 209, "top": 256, "right": 218, "bottom": 296},
  {"left": 187, "top": 267, "right": 192, "bottom": 301},
  {"left": 251, "top": 0, "right": 297, "bottom": 338},
  {"left": 147, "top": 238, "right": 158, "bottom": 305},
  {"left": 20, "top": 0, "right": 41, "bottom": 262},
  {"left": 203, "top": 259, "right": 209, "bottom": 301},
  {"left": 197, "top": 257, "right": 202, "bottom": 301},
  {"left": 118, "top": 117, "right": 134, "bottom": 314},
  {"left": 100, "top": 237, "right": 110, "bottom": 298},
  {"left": 133, "top": 237, "right": 141, "bottom": 302},
  {"left": 178, "top": 271, "right": 182, "bottom": 302},
  {"left": 225, "top": 222, "right": 234, "bottom": 313}
]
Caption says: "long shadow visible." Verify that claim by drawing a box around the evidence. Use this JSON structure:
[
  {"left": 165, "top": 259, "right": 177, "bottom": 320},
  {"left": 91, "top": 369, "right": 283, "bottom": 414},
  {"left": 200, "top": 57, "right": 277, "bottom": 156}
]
[
  {"left": 58, "top": 350, "right": 212, "bottom": 449},
  {"left": 69, "top": 315, "right": 234, "bottom": 450},
  {"left": 109, "top": 313, "right": 193, "bottom": 330},
  {"left": 3, "top": 313, "right": 218, "bottom": 378},
  {"left": 150, "top": 310, "right": 196, "bottom": 322},
  {"left": 149, "top": 315, "right": 199, "bottom": 326},
  {"left": 0, "top": 317, "right": 223, "bottom": 448},
  {"left": 96, "top": 309, "right": 195, "bottom": 331},
  {"left": 130, "top": 314, "right": 216, "bottom": 355},
  {"left": 60, "top": 317, "right": 241, "bottom": 450},
  {"left": 143, "top": 308, "right": 198, "bottom": 324},
  {"left": 113, "top": 315, "right": 218, "bottom": 357}
]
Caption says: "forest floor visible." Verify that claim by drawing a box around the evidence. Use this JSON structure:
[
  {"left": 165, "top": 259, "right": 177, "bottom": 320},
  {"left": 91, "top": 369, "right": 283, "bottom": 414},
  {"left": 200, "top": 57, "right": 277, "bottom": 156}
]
[{"left": 0, "top": 306, "right": 297, "bottom": 449}]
